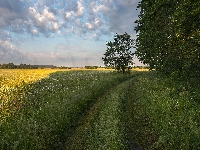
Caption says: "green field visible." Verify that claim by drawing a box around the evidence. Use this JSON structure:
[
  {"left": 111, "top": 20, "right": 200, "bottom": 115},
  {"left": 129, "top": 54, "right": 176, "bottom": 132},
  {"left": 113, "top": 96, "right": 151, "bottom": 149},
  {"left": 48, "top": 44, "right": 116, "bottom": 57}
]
[{"left": 0, "top": 70, "right": 199, "bottom": 149}]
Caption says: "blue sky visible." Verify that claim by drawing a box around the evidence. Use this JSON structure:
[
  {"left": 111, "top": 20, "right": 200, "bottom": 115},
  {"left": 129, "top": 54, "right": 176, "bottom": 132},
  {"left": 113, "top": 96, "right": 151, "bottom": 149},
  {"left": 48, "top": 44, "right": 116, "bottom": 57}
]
[{"left": 0, "top": 0, "right": 142, "bottom": 67}]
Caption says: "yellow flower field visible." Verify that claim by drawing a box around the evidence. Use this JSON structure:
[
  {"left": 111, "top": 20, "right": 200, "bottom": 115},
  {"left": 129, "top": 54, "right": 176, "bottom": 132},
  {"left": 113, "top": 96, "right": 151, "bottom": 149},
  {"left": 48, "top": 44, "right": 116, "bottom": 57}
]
[
  {"left": 0, "top": 69, "right": 66, "bottom": 120},
  {"left": 0, "top": 69, "right": 63, "bottom": 87}
]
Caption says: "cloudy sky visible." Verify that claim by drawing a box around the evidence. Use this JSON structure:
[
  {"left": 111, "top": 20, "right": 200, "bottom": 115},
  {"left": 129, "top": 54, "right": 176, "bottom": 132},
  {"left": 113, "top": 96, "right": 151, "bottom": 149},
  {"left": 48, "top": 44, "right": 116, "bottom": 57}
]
[{"left": 0, "top": 0, "right": 142, "bottom": 67}]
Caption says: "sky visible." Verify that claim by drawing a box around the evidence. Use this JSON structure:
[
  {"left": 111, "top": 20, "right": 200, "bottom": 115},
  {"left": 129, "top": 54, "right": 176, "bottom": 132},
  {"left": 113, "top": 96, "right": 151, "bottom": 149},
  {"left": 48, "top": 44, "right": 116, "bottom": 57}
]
[{"left": 0, "top": 0, "right": 143, "bottom": 67}]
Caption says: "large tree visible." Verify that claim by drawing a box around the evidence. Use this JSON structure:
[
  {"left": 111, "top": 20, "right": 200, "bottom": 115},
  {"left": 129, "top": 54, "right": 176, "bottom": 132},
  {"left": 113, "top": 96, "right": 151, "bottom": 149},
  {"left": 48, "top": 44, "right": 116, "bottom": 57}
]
[
  {"left": 135, "top": 0, "right": 200, "bottom": 75},
  {"left": 102, "top": 33, "right": 135, "bottom": 73}
]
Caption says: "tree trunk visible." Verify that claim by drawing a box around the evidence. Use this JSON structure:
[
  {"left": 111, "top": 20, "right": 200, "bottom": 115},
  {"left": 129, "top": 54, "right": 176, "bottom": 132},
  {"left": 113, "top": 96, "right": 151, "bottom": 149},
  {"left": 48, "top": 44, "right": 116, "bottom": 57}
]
[{"left": 122, "top": 68, "right": 125, "bottom": 74}]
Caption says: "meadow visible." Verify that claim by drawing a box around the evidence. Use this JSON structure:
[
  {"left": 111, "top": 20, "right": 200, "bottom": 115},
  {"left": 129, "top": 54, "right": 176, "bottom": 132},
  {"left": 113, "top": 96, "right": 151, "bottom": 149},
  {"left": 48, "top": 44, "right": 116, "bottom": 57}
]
[
  {"left": 0, "top": 69, "right": 67, "bottom": 121},
  {"left": 0, "top": 69, "right": 199, "bottom": 149}
]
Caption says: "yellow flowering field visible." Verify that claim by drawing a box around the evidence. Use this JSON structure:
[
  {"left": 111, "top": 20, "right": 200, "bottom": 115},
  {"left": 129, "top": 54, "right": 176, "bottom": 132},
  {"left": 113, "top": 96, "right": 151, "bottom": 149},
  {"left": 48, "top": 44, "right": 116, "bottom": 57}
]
[
  {"left": 0, "top": 69, "right": 65, "bottom": 120},
  {"left": 0, "top": 69, "right": 66, "bottom": 86}
]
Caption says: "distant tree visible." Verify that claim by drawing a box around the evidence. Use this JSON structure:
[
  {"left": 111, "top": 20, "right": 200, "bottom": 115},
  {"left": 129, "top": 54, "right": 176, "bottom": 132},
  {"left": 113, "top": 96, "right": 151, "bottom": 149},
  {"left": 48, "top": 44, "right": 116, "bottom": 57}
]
[
  {"left": 85, "top": 66, "right": 98, "bottom": 69},
  {"left": 1, "top": 63, "right": 6, "bottom": 69},
  {"left": 7, "top": 63, "right": 15, "bottom": 69},
  {"left": 19, "top": 63, "right": 24, "bottom": 69},
  {"left": 102, "top": 32, "right": 135, "bottom": 73}
]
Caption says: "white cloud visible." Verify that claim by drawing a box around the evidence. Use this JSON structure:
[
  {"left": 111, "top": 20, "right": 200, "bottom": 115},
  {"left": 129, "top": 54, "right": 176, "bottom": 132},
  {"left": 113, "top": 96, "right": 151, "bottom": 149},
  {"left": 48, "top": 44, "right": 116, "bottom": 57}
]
[
  {"left": 63, "top": 0, "right": 84, "bottom": 21},
  {"left": 29, "top": 7, "right": 44, "bottom": 27},
  {"left": 29, "top": 6, "right": 56, "bottom": 25},
  {"left": 0, "top": 39, "right": 27, "bottom": 63},
  {"left": 93, "top": 4, "right": 111, "bottom": 15},
  {"left": 94, "top": 18, "right": 103, "bottom": 27},
  {"left": 28, "top": 5, "right": 61, "bottom": 37},
  {"left": 0, "top": 0, "right": 140, "bottom": 38},
  {"left": 0, "top": 0, "right": 142, "bottom": 66},
  {"left": 86, "top": 22, "right": 93, "bottom": 30},
  {"left": 53, "top": 22, "right": 59, "bottom": 30},
  {"left": 57, "top": 30, "right": 61, "bottom": 35},
  {"left": 72, "top": 0, "right": 84, "bottom": 17},
  {"left": 43, "top": 6, "right": 56, "bottom": 21},
  {"left": 65, "top": 12, "right": 71, "bottom": 20},
  {"left": 32, "top": 29, "right": 38, "bottom": 35}
]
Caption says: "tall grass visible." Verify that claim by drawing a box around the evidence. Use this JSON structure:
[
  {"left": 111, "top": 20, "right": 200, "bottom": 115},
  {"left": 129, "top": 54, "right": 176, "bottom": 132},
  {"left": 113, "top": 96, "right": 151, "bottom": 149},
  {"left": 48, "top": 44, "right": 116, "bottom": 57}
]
[
  {"left": 1, "top": 70, "right": 199, "bottom": 149},
  {"left": 0, "top": 71, "right": 134, "bottom": 149},
  {"left": 65, "top": 77, "right": 137, "bottom": 149},
  {"left": 123, "top": 72, "right": 200, "bottom": 149}
]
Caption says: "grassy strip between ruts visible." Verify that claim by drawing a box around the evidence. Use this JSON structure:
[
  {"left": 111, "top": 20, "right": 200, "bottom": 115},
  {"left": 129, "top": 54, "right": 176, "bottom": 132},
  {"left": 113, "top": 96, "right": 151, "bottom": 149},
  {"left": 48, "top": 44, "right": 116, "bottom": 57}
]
[
  {"left": 0, "top": 71, "right": 134, "bottom": 150},
  {"left": 64, "top": 76, "right": 137, "bottom": 150}
]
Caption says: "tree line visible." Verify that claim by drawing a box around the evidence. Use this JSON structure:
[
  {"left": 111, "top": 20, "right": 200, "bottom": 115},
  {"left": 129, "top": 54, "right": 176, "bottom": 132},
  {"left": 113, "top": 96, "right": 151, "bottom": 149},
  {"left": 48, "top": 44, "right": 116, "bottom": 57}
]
[{"left": 0, "top": 63, "right": 56, "bottom": 69}]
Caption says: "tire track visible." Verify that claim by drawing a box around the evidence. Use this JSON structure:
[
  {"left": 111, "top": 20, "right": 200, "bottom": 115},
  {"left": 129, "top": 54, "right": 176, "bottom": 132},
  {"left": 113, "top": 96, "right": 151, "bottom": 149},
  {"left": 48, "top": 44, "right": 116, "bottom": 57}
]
[{"left": 64, "top": 73, "right": 142, "bottom": 150}]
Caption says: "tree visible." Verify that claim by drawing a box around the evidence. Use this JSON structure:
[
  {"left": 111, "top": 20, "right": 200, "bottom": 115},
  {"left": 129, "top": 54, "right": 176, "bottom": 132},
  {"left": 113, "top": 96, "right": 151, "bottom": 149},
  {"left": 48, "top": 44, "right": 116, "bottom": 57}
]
[
  {"left": 102, "top": 32, "right": 135, "bottom": 73},
  {"left": 135, "top": 0, "right": 178, "bottom": 73},
  {"left": 135, "top": 0, "right": 200, "bottom": 76}
]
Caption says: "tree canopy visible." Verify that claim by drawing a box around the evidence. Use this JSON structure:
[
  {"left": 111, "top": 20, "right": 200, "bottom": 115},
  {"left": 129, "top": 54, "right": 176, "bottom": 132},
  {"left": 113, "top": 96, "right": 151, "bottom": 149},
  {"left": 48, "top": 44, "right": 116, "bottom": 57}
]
[
  {"left": 102, "top": 33, "right": 135, "bottom": 73},
  {"left": 135, "top": 0, "right": 200, "bottom": 76}
]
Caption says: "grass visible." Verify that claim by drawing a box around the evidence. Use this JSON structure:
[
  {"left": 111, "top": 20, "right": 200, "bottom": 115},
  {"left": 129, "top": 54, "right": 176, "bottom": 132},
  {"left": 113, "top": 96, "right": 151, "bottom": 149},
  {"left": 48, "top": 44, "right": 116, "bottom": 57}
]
[
  {"left": 122, "top": 72, "right": 200, "bottom": 149},
  {"left": 0, "top": 69, "right": 66, "bottom": 121},
  {"left": 65, "top": 77, "right": 135, "bottom": 150},
  {"left": 0, "top": 70, "right": 134, "bottom": 149},
  {"left": 65, "top": 71, "right": 200, "bottom": 149},
  {"left": 0, "top": 70, "right": 199, "bottom": 149}
]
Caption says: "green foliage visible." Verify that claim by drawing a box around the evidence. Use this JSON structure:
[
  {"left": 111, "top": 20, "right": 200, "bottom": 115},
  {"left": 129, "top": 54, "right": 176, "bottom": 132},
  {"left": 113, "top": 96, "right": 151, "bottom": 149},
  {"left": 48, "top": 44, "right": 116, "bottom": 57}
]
[
  {"left": 0, "top": 63, "right": 57, "bottom": 69},
  {"left": 102, "top": 32, "right": 135, "bottom": 73},
  {"left": 124, "top": 72, "right": 200, "bottom": 149},
  {"left": 135, "top": 0, "right": 200, "bottom": 75},
  {"left": 59, "top": 66, "right": 71, "bottom": 69},
  {"left": 85, "top": 66, "right": 98, "bottom": 69}
]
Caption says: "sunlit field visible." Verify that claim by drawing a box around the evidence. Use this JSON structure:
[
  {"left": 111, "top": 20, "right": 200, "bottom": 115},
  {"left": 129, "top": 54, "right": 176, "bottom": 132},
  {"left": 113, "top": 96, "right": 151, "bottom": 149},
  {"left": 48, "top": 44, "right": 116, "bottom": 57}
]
[
  {"left": 1, "top": 70, "right": 134, "bottom": 149},
  {"left": 0, "top": 69, "right": 67, "bottom": 120},
  {"left": 0, "top": 70, "right": 199, "bottom": 149},
  {"left": 0, "top": 69, "right": 64, "bottom": 90}
]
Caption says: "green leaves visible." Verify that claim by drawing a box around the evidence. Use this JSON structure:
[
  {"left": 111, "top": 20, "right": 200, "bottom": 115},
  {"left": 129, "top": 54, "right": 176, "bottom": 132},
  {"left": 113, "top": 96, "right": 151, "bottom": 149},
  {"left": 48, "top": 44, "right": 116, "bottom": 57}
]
[
  {"left": 135, "top": 0, "right": 200, "bottom": 76},
  {"left": 102, "top": 33, "right": 135, "bottom": 73}
]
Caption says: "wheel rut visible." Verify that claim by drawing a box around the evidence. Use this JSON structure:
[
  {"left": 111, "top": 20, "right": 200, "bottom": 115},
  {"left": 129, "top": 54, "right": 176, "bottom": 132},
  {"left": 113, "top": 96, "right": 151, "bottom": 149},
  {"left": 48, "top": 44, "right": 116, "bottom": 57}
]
[{"left": 64, "top": 74, "right": 143, "bottom": 150}]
